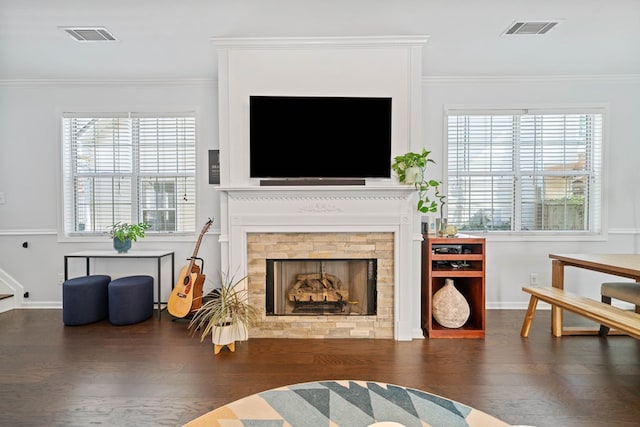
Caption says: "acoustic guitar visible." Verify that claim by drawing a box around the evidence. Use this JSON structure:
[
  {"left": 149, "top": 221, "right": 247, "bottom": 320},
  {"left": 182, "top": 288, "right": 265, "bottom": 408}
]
[{"left": 167, "top": 218, "right": 213, "bottom": 318}]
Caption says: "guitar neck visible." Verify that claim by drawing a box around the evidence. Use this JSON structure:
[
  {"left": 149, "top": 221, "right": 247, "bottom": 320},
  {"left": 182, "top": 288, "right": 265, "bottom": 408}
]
[{"left": 187, "top": 219, "right": 212, "bottom": 271}]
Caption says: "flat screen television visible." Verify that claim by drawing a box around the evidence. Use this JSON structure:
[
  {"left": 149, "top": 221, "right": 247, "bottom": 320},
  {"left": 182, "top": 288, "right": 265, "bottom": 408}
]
[{"left": 249, "top": 96, "right": 392, "bottom": 183}]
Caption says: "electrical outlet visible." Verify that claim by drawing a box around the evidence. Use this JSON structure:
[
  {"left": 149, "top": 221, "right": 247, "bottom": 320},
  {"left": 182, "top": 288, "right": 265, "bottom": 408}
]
[
  {"left": 529, "top": 273, "right": 538, "bottom": 285},
  {"left": 57, "top": 273, "right": 64, "bottom": 286}
]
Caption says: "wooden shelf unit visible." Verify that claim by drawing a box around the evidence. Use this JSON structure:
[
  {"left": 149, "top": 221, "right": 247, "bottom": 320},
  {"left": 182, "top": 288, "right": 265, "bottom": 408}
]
[{"left": 421, "top": 234, "right": 486, "bottom": 338}]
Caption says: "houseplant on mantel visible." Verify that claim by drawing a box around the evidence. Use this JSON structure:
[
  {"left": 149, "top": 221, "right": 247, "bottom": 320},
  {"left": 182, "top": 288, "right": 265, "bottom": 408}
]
[
  {"left": 188, "top": 272, "right": 260, "bottom": 355},
  {"left": 391, "top": 148, "right": 444, "bottom": 215},
  {"left": 108, "top": 221, "right": 150, "bottom": 253}
]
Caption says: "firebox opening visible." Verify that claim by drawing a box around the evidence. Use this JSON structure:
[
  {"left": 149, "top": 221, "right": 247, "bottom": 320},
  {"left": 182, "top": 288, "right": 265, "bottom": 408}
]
[{"left": 266, "top": 258, "right": 377, "bottom": 316}]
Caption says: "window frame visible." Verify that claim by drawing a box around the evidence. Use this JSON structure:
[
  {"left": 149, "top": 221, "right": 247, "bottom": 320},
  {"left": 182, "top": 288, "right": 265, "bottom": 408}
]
[
  {"left": 59, "top": 111, "right": 198, "bottom": 241},
  {"left": 442, "top": 105, "right": 608, "bottom": 241}
]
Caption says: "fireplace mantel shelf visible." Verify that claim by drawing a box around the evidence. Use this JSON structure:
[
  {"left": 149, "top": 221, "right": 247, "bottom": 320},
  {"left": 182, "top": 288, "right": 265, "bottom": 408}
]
[{"left": 218, "top": 185, "right": 416, "bottom": 196}]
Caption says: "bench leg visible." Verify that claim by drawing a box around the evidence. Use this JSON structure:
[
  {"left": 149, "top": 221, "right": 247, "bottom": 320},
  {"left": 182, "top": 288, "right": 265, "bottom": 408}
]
[
  {"left": 598, "top": 295, "right": 612, "bottom": 336},
  {"left": 521, "top": 295, "right": 539, "bottom": 337}
]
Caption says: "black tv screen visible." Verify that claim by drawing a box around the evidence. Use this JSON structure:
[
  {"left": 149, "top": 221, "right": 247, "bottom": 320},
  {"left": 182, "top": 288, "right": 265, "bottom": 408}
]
[{"left": 249, "top": 96, "right": 392, "bottom": 180}]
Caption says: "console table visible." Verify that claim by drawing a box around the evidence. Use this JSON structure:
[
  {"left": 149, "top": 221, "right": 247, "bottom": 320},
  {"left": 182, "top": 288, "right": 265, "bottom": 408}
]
[{"left": 64, "top": 250, "right": 175, "bottom": 319}]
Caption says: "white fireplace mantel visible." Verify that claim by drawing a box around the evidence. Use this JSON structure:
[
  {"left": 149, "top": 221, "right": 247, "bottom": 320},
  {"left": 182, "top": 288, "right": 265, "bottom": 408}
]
[
  {"left": 217, "top": 185, "right": 425, "bottom": 340},
  {"left": 218, "top": 186, "right": 418, "bottom": 230}
]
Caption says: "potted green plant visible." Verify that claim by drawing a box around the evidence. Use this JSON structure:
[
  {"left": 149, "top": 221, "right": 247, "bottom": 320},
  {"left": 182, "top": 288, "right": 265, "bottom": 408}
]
[
  {"left": 391, "top": 149, "right": 430, "bottom": 183},
  {"left": 188, "top": 272, "right": 260, "bottom": 354},
  {"left": 391, "top": 149, "right": 442, "bottom": 214},
  {"left": 108, "top": 221, "right": 150, "bottom": 253}
]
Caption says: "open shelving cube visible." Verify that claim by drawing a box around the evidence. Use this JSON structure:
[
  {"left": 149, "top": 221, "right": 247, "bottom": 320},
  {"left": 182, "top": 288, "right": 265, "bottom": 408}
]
[{"left": 421, "top": 234, "right": 486, "bottom": 338}]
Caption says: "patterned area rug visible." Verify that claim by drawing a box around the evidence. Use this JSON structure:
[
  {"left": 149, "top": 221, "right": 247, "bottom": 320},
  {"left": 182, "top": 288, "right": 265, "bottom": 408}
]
[{"left": 184, "top": 380, "right": 512, "bottom": 426}]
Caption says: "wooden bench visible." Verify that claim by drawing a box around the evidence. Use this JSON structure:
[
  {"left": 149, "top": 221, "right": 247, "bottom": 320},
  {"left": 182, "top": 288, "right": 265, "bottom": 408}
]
[
  {"left": 520, "top": 286, "right": 640, "bottom": 339},
  {"left": 599, "top": 282, "right": 640, "bottom": 335}
]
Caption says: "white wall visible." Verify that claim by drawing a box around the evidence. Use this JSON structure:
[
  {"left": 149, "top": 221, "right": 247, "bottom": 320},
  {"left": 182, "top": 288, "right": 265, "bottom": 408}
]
[
  {"left": 423, "top": 75, "right": 640, "bottom": 306},
  {"left": 0, "top": 74, "right": 638, "bottom": 309},
  {"left": 0, "top": 81, "right": 221, "bottom": 307}
]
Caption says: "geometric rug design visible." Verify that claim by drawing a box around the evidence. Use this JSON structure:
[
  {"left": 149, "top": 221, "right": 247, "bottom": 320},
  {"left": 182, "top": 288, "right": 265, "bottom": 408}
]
[{"left": 184, "top": 380, "right": 512, "bottom": 426}]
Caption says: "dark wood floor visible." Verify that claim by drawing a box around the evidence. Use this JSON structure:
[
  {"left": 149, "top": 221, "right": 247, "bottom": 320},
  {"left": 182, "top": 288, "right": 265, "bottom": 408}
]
[{"left": 1, "top": 309, "right": 639, "bottom": 427}]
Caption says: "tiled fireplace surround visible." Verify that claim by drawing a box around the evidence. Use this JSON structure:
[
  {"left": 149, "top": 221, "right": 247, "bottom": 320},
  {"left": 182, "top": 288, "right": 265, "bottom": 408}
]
[{"left": 247, "top": 231, "right": 394, "bottom": 338}]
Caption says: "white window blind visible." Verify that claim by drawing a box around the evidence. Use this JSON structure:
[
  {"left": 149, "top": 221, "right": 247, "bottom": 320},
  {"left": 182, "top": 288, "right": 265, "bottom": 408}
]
[
  {"left": 446, "top": 109, "right": 603, "bottom": 233},
  {"left": 62, "top": 113, "right": 197, "bottom": 235}
]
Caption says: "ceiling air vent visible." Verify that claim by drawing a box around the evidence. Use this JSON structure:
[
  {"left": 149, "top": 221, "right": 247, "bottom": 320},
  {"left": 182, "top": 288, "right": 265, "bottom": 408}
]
[
  {"left": 503, "top": 21, "right": 559, "bottom": 36},
  {"left": 61, "top": 27, "right": 117, "bottom": 42}
]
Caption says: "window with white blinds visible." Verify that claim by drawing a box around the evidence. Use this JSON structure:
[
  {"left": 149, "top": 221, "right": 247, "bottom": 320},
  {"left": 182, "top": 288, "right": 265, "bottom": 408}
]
[
  {"left": 62, "top": 113, "right": 197, "bottom": 236},
  {"left": 446, "top": 109, "right": 603, "bottom": 233}
]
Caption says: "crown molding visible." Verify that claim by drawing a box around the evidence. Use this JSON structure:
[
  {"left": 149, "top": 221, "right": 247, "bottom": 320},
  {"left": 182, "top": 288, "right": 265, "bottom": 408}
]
[
  {"left": 211, "top": 35, "right": 429, "bottom": 49},
  {"left": 3, "top": 74, "right": 637, "bottom": 87},
  {"left": 0, "top": 78, "right": 215, "bottom": 87},
  {"left": 424, "top": 74, "right": 640, "bottom": 85}
]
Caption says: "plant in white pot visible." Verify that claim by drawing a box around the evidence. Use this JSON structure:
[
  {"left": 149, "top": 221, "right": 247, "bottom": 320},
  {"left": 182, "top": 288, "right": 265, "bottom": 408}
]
[
  {"left": 188, "top": 272, "right": 260, "bottom": 354},
  {"left": 391, "top": 149, "right": 442, "bottom": 214}
]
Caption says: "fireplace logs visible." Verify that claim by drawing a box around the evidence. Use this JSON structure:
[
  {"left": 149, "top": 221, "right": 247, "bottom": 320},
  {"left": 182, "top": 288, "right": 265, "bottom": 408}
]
[
  {"left": 265, "top": 258, "right": 377, "bottom": 316},
  {"left": 288, "top": 272, "right": 349, "bottom": 313}
]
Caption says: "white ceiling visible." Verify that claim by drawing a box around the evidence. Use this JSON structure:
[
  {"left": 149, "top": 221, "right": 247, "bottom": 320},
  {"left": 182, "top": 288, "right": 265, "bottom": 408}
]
[{"left": 1, "top": 0, "right": 639, "bottom": 81}]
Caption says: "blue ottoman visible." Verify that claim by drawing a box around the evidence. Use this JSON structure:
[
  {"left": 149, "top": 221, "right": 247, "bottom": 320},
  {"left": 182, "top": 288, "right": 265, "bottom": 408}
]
[
  {"left": 108, "top": 275, "right": 154, "bottom": 325},
  {"left": 63, "top": 275, "right": 111, "bottom": 326}
]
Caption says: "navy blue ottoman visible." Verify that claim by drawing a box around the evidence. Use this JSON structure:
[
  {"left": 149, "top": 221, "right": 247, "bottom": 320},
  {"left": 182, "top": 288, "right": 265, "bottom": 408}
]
[
  {"left": 108, "top": 275, "right": 154, "bottom": 325},
  {"left": 63, "top": 275, "right": 111, "bottom": 326}
]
